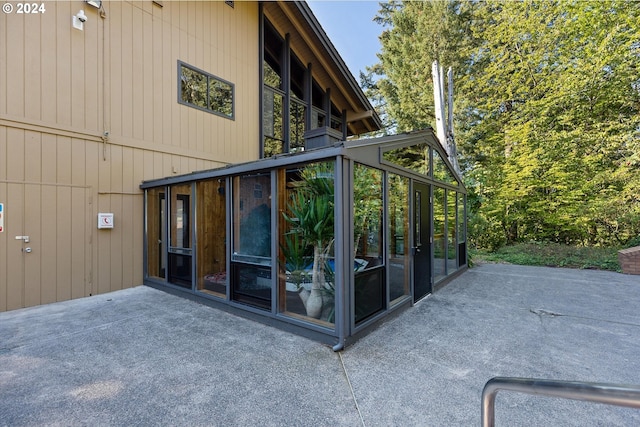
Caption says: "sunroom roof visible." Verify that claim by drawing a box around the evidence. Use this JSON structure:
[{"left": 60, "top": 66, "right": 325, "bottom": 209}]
[{"left": 140, "top": 129, "right": 464, "bottom": 190}]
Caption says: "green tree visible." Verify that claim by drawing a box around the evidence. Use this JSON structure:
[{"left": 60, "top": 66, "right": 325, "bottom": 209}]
[{"left": 369, "top": 0, "right": 640, "bottom": 248}]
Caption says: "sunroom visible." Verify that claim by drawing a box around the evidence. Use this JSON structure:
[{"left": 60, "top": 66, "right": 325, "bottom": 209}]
[{"left": 141, "top": 129, "right": 467, "bottom": 349}]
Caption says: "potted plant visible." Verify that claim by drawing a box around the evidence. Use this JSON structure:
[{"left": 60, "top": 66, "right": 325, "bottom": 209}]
[{"left": 282, "top": 163, "right": 335, "bottom": 320}]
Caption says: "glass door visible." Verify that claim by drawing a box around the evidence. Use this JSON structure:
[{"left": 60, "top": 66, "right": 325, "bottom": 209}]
[
  {"left": 168, "top": 184, "right": 192, "bottom": 289},
  {"left": 413, "top": 182, "right": 432, "bottom": 301}
]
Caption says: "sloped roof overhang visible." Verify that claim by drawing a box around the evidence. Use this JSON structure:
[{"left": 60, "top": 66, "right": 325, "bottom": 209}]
[{"left": 263, "top": 1, "right": 382, "bottom": 135}]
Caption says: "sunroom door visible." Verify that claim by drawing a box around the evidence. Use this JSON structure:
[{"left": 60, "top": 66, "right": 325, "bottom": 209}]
[
  {"left": 168, "top": 184, "right": 193, "bottom": 289},
  {"left": 413, "top": 182, "right": 432, "bottom": 301}
]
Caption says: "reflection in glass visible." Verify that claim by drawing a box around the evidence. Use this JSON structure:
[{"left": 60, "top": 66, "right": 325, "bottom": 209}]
[
  {"left": 290, "top": 100, "right": 306, "bottom": 152},
  {"left": 263, "top": 88, "right": 284, "bottom": 157},
  {"left": 209, "top": 79, "right": 233, "bottom": 117},
  {"left": 382, "top": 143, "right": 429, "bottom": 175},
  {"left": 447, "top": 190, "right": 457, "bottom": 274},
  {"left": 433, "top": 149, "right": 458, "bottom": 185},
  {"left": 457, "top": 192, "right": 467, "bottom": 268},
  {"left": 232, "top": 173, "right": 272, "bottom": 310},
  {"left": 233, "top": 173, "right": 271, "bottom": 264},
  {"left": 146, "top": 188, "right": 166, "bottom": 279},
  {"left": 169, "top": 184, "right": 192, "bottom": 288},
  {"left": 433, "top": 187, "right": 446, "bottom": 282},
  {"left": 388, "top": 174, "right": 410, "bottom": 303},
  {"left": 354, "top": 164, "right": 384, "bottom": 323},
  {"left": 232, "top": 264, "right": 272, "bottom": 311},
  {"left": 280, "top": 162, "right": 335, "bottom": 325},
  {"left": 180, "top": 65, "right": 207, "bottom": 108},
  {"left": 180, "top": 64, "right": 234, "bottom": 118},
  {"left": 196, "top": 179, "right": 227, "bottom": 297}
]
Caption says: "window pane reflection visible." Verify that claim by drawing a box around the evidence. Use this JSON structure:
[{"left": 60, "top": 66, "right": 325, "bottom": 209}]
[
  {"left": 196, "top": 179, "right": 227, "bottom": 298},
  {"left": 388, "top": 174, "right": 410, "bottom": 303},
  {"left": 447, "top": 190, "right": 457, "bottom": 273},
  {"left": 279, "top": 162, "right": 335, "bottom": 325},
  {"left": 354, "top": 164, "right": 384, "bottom": 324},
  {"left": 433, "top": 187, "right": 446, "bottom": 282}
]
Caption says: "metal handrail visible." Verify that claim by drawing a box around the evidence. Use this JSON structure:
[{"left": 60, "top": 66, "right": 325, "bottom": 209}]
[{"left": 482, "top": 377, "right": 640, "bottom": 427}]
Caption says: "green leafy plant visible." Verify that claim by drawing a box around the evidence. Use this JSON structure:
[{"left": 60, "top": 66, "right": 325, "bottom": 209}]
[{"left": 281, "top": 162, "right": 335, "bottom": 319}]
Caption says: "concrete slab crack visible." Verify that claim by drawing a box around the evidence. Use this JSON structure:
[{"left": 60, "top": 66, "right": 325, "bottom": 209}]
[
  {"left": 530, "top": 308, "right": 564, "bottom": 317},
  {"left": 337, "top": 351, "right": 366, "bottom": 427},
  {"left": 528, "top": 308, "right": 640, "bottom": 328}
]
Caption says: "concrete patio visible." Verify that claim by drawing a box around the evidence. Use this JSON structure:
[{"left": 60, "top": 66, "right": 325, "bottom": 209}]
[{"left": 2, "top": 263, "right": 639, "bottom": 426}]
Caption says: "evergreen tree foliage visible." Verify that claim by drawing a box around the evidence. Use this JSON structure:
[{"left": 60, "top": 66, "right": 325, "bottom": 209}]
[{"left": 366, "top": 0, "right": 640, "bottom": 248}]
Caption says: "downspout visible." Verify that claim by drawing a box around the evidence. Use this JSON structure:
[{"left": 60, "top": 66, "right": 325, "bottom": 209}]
[{"left": 332, "top": 156, "right": 348, "bottom": 352}]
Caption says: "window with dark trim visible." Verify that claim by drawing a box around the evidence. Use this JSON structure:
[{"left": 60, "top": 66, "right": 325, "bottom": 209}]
[{"left": 179, "top": 61, "right": 234, "bottom": 119}]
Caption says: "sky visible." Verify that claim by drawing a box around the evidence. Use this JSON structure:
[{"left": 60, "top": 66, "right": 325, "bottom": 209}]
[{"left": 306, "top": 1, "right": 384, "bottom": 80}]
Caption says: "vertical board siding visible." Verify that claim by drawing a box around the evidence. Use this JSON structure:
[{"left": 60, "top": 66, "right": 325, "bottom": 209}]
[
  {"left": 1, "top": 1, "right": 260, "bottom": 311},
  {"left": 40, "top": 187, "right": 58, "bottom": 305}
]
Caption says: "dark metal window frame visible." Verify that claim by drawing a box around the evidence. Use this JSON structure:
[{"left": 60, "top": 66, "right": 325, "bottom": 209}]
[{"left": 178, "top": 60, "right": 235, "bottom": 120}]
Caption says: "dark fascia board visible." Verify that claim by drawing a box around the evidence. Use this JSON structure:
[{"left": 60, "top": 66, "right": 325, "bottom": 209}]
[
  {"left": 345, "top": 128, "right": 466, "bottom": 188},
  {"left": 140, "top": 144, "right": 346, "bottom": 189},
  {"left": 293, "top": 1, "right": 383, "bottom": 131}
]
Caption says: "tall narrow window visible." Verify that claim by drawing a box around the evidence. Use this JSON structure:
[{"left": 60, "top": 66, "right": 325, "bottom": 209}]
[
  {"left": 168, "top": 184, "right": 193, "bottom": 289},
  {"left": 196, "top": 179, "right": 227, "bottom": 298},
  {"left": 231, "top": 173, "right": 272, "bottom": 310},
  {"left": 433, "top": 187, "right": 446, "bottom": 283},
  {"left": 146, "top": 188, "right": 166, "bottom": 280},
  {"left": 279, "top": 162, "right": 335, "bottom": 325},
  {"left": 457, "top": 192, "right": 467, "bottom": 268},
  {"left": 388, "top": 174, "right": 410, "bottom": 304},
  {"left": 263, "top": 19, "right": 316, "bottom": 157},
  {"left": 353, "top": 164, "right": 384, "bottom": 324},
  {"left": 447, "top": 190, "right": 457, "bottom": 274}
]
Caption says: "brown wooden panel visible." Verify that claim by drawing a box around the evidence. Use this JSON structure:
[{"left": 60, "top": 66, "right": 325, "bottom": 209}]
[
  {"left": 40, "top": 186, "right": 58, "bottom": 305},
  {"left": 24, "top": 131, "right": 41, "bottom": 183},
  {"left": 109, "top": 2, "right": 123, "bottom": 137},
  {"left": 6, "top": 183, "right": 24, "bottom": 310},
  {"left": 142, "top": 9, "right": 154, "bottom": 142},
  {"left": 121, "top": 3, "right": 134, "bottom": 139},
  {"left": 196, "top": 179, "right": 226, "bottom": 296},
  {"left": 132, "top": 4, "right": 144, "bottom": 141},
  {"left": 23, "top": 184, "right": 42, "bottom": 307},
  {"left": 121, "top": 194, "right": 134, "bottom": 287},
  {"left": 41, "top": 133, "right": 57, "bottom": 184},
  {"left": 152, "top": 11, "right": 164, "bottom": 145},
  {"left": 40, "top": 7, "right": 57, "bottom": 123},
  {"left": 109, "top": 194, "right": 123, "bottom": 292},
  {"left": 24, "top": 12, "right": 41, "bottom": 120},
  {"left": 0, "top": 127, "right": 6, "bottom": 180},
  {"left": 6, "top": 10, "right": 24, "bottom": 117},
  {"left": 70, "top": 24, "right": 86, "bottom": 129},
  {"left": 97, "top": 194, "right": 111, "bottom": 295},
  {"left": 122, "top": 147, "right": 134, "bottom": 193},
  {"left": 71, "top": 187, "right": 87, "bottom": 299},
  {"left": 0, "top": 182, "right": 8, "bottom": 311},
  {"left": 84, "top": 9, "right": 100, "bottom": 132},
  {"left": 131, "top": 193, "right": 144, "bottom": 285},
  {"left": 57, "top": 136, "right": 72, "bottom": 185},
  {"left": 71, "top": 138, "right": 86, "bottom": 185},
  {"left": 7, "top": 128, "right": 25, "bottom": 181},
  {"left": 56, "top": 186, "right": 72, "bottom": 302},
  {"left": 55, "top": 2, "right": 72, "bottom": 127},
  {"left": 146, "top": 188, "right": 161, "bottom": 279}
]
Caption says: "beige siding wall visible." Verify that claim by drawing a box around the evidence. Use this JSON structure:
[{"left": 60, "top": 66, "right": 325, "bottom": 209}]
[{"left": 0, "top": 1, "right": 260, "bottom": 311}]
